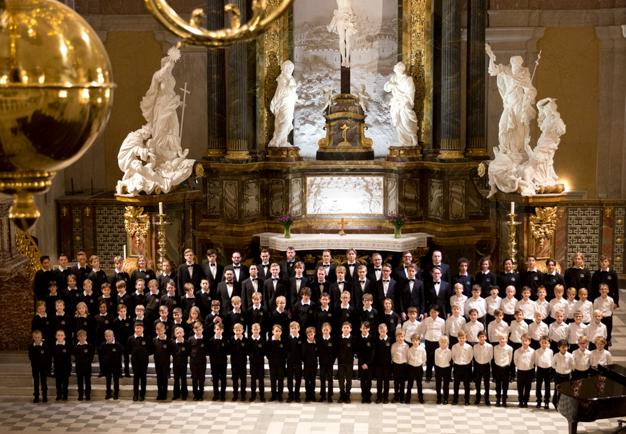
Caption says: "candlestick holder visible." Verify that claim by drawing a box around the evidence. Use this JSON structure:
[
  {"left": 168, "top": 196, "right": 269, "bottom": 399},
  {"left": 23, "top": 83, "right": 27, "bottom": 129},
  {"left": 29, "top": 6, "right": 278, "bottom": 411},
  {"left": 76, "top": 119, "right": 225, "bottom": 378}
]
[
  {"left": 154, "top": 210, "right": 169, "bottom": 270},
  {"left": 506, "top": 210, "right": 521, "bottom": 270}
]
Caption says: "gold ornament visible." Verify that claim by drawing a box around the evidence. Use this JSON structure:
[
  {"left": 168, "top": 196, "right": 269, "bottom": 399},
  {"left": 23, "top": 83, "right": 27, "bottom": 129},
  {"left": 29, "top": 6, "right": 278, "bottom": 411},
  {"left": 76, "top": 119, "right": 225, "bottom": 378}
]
[
  {"left": 530, "top": 207, "right": 558, "bottom": 249},
  {"left": 144, "top": 0, "right": 293, "bottom": 47},
  {"left": 124, "top": 206, "right": 150, "bottom": 254},
  {"left": 0, "top": 0, "right": 115, "bottom": 231}
]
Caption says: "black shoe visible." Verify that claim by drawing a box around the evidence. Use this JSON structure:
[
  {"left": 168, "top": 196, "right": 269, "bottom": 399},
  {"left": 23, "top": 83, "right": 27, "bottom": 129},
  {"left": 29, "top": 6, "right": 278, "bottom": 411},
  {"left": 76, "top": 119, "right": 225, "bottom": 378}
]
[
  {"left": 418, "top": 396, "right": 424, "bottom": 404},
  {"left": 327, "top": 396, "right": 333, "bottom": 403},
  {"left": 442, "top": 400, "right": 448, "bottom": 405},
  {"left": 536, "top": 401, "right": 542, "bottom": 408},
  {"left": 375, "top": 397, "right": 382, "bottom": 404},
  {"left": 113, "top": 395, "right": 119, "bottom": 400},
  {"left": 286, "top": 396, "right": 293, "bottom": 403},
  {"left": 518, "top": 402, "right": 524, "bottom": 408},
  {"left": 33, "top": 397, "right": 39, "bottom": 403},
  {"left": 495, "top": 400, "right": 501, "bottom": 407},
  {"left": 133, "top": 395, "right": 138, "bottom": 401},
  {"left": 260, "top": 396, "right": 266, "bottom": 402},
  {"left": 232, "top": 396, "right": 238, "bottom": 402},
  {"left": 345, "top": 397, "right": 351, "bottom": 404},
  {"left": 474, "top": 398, "right": 480, "bottom": 405},
  {"left": 105, "top": 393, "right": 112, "bottom": 400},
  {"left": 502, "top": 401, "right": 508, "bottom": 407},
  {"left": 78, "top": 396, "right": 83, "bottom": 401},
  {"left": 484, "top": 399, "right": 491, "bottom": 406},
  {"left": 294, "top": 396, "right": 301, "bottom": 403},
  {"left": 139, "top": 396, "right": 145, "bottom": 401},
  {"left": 42, "top": 397, "right": 47, "bottom": 403},
  {"left": 249, "top": 396, "right": 256, "bottom": 402},
  {"left": 452, "top": 398, "right": 458, "bottom": 405},
  {"left": 464, "top": 401, "right": 470, "bottom": 406},
  {"left": 404, "top": 397, "right": 411, "bottom": 404},
  {"left": 383, "top": 398, "right": 389, "bottom": 404},
  {"left": 544, "top": 402, "right": 549, "bottom": 410},
  {"left": 436, "top": 398, "right": 441, "bottom": 404}
]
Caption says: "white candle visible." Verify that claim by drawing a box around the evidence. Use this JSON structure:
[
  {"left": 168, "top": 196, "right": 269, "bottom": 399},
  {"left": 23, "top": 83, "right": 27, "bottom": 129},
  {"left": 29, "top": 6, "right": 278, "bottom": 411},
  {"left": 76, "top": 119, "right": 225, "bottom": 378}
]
[
  {"left": 123, "top": 244, "right": 126, "bottom": 259},
  {"left": 510, "top": 201, "right": 515, "bottom": 214},
  {"left": 159, "top": 202, "right": 163, "bottom": 215}
]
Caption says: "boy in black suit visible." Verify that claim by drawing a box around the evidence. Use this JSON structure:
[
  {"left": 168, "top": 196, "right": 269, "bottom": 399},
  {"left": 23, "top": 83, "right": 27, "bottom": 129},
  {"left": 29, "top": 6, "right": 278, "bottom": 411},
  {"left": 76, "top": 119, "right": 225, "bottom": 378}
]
[
  {"left": 374, "top": 323, "right": 392, "bottom": 403},
  {"left": 100, "top": 329, "right": 122, "bottom": 399},
  {"left": 229, "top": 322, "right": 249, "bottom": 401},
  {"left": 246, "top": 292, "right": 267, "bottom": 338},
  {"left": 318, "top": 322, "right": 335, "bottom": 402},
  {"left": 249, "top": 322, "right": 266, "bottom": 402},
  {"left": 375, "top": 264, "right": 397, "bottom": 314},
  {"left": 303, "top": 326, "right": 318, "bottom": 402},
  {"left": 127, "top": 321, "right": 150, "bottom": 401},
  {"left": 171, "top": 325, "right": 189, "bottom": 400},
  {"left": 286, "top": 321, "right": 304, "bottom": 402},
  {"left": 267, "top": 324, "right": 286, "bottom": 402},
  {"left": 112, "top": 304, "right": 132, "bottom": 377},
  {"left": 316, "top": 293, "right": 335, "bottom": 338},
  {"left": 188, "top": 321, "right": 208, "bottom": 401},
  {"left": 208, "top": 322, "right": 228, "bottom": 401},
  {"left": 74, "top": 329, "right": 94, "bottom": 400},
  {"left": 178, "top": 249, "right": 204, "bottom": 296},
  {"left": 357, "top": 321, "right": 375, "bottom": 403},
  {"left": 288, "top": 262, "right": 308, "bottom": 308},
  {"left": 153, "top": 322, "right": 171, "bottom": 400},
  {"left": 28, "top": 330, "right": 50, "bottom": 403},
  {"left": 292, "top": 287, "right": 316, "bottom": 329},
  {"left": 337, "top": 321, "right": 355, "bottom": 403},
  {"left": 52, "top": 329, "right": 72, "bottom": 401}
]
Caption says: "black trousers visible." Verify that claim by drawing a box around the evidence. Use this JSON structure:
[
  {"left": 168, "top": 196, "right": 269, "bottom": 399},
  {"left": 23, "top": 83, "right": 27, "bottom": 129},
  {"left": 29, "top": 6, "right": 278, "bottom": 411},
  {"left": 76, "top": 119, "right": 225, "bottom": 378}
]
[
  {"left": 516, "top": 368, "right": 534, "bottom": 404},
  {"left": 286, "top": 361, "right": 302, "bottom": 397},
  {"left": 232, "top": 363, "right": 247, "bottom": 398},
  {"left": 104, "top": 371, "right": 120, "bottom": 397},
  {"left": 76, "top": 366, "right": 92, "bottom": 398},
  {"left": 508, "top": 341, "right": 521, "bottom": 377},
  {"left": 453, "top": 363, "right": 472, "bottom": 403},
  {"left": 435, "top": 365, "right": 451, "bottom": 401},
  {"left": 602, "top": 316, "right": 613, "bottom": 343},
  {"left": 474, "top": 362, "right": 490, "bottom": 399},
  {"left": 337, "top": 363, "right": 352, "bottom": 396},
  {"left": 425, "top": 340, "right": 439, "bottom": 378},
  {"left": 32, "top": 368, "right": 47, "bottom": 398},
  {"left": 358, "top": 366, "right": 372, "bottom": 400},
  {"left": 55, "top": 372, "right": 70, "bottom": 399},
  {"left": 303, "top": 364, "right": 316, "bottom": 400},
  {"left": 211, "top": 364, "right": 227, "bottom": 399},
  {"left": 392, "top": 363, "right": 406, "bottom": 400},
  {"left": 133, "top": 368, "right": 147, "bottom": 398},
  {"left": 319, "top": 363, "right": 333, "bottom": 398},
  {"left": 405, "top": 365, "right": 424, "bottom": 400},
  {"left": 250, "top": 363, "right": 265, "bottom": 398},
  {"left": 536, "top": 366, "right": 551, "bottom": 403},
  {"left": 492, "top": 364, "right": 509, "bottom": 401},
  {"left": 572, "top": 369, "right": 589, "bottom": 381},
  {"left": 375, "top": 366, "right": 390, "bottom": 400},
  {"left": 269, "top": 364, "right": 285, "bottom": 399},
  {"left": 155, "top": 364, "right": 170, "bottom": 399},
  {"left": 552, "top": 372, "right": 570, "bottom": 406},
  {"left": 173, "top": 362, "right": 188, "bottom": 399}
]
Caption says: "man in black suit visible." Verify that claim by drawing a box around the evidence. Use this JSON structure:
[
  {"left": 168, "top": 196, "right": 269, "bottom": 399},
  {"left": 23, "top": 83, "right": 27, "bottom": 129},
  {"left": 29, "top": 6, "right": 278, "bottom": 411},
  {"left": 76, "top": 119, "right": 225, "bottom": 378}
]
[
  {"left": 201, "top": 249, "right": 223, "bottom": 296},
  {"left": 216, "top": 270, "right": 240, "bottom": 315},
  {"left": 71, "top": 251, "right": 92, "bottom": 288},
  {"left": 342, "top": 248, "right": 359, "bottom": 285},
  {"left": 178, "top": 249, "right": 204, "bottom": 296},
  {"left": 367, "top": 252, "right": 384, "bottom": 283},
  {"left": 521, "top": 255, "right": 543, "bottom": 297},
  {"left": 374, "top": 264, "right": 398, "bottom": 314},
  {"left": 280, "top": 247, "right": 298, "bottom": 280},
  {"left": 542, "top": 258, "right": 565, "bottom": 299},
  {"left": 223, "top": 251, "right": 249, "bottom": 285},
  {"left": 319, "top": 250, "right": 337, "bottom": 284},
  {"left": 423, "top": 250, "right": 450, "bottom": 289},
  {"left": 353, "top": 265, "right": 374, "bottom": 310},
  {"left": 399, "top": 264, "right": 424, "bottom": 319},
  {"left": 263, "top": 263, "right": 287, "bottom": 311},
  {"left": 257, "top": 248, "right": 272, "bottom": 282},
  {"left": 241, "top": 264, "right": 262, "bottom": 312},
  {"left": 424, "top": 266, "right": 451, "bottom": 318},
  {"left": 311, "top": 266, "right": 330, "bottom": 306},
  {"left": 288, "top": 262, "right": 309, "bottom": 309},
  {"left": 158, "top": 258, "right": 177, "bottom": 293},
  {"left": 498, "top": 258, "right": 520, "bottom": 298},
  {"left": 393, "top": 251, "right": 415, "bottom": 285},
  {"left": 330, "top": 266, "right": 353, "bottom": 310}
]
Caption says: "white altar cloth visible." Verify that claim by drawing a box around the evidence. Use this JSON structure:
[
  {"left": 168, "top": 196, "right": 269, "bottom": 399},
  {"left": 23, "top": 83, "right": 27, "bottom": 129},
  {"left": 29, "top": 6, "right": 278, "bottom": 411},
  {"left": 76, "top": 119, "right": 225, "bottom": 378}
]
[{"left": 256, "top": 232, "right": 431, "bottom": 253}]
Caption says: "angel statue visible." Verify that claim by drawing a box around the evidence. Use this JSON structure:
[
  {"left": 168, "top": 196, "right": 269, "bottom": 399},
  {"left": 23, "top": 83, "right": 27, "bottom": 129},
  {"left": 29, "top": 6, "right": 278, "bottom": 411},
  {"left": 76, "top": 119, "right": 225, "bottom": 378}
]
[
  {"left": 384, "top": 62, "right": 418, "bottom": 147},
  {"left": 327, "top": 0, "right": 357, "bottom": 68},
  {"left": 268, "top": 60, "right": 301, "bottom": 148}
]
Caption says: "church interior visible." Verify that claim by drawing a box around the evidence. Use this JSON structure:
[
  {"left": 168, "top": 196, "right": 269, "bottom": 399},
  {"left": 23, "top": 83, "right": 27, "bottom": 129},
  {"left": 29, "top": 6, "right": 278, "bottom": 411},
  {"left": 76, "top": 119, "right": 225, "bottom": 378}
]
[{"left": 0, "top": 0, "right": 625, "bottom": 433}]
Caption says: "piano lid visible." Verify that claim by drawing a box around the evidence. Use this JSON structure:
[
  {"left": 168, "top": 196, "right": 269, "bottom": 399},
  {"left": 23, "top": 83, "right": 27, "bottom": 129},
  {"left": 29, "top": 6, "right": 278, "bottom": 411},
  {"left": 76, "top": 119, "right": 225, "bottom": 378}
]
[{"left": 560, "top": 375, "right": 626, "bottom": 400}]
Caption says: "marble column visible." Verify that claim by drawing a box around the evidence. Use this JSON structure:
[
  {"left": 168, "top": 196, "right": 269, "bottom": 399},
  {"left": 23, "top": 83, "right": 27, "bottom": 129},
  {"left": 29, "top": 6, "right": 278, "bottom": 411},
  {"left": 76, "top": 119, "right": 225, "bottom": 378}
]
[
  {"left": 437, "top": 0, "right": 463, "bottom": 159},
  {"left": 225, "top": 0, "right": 255, "bottom": 161},
  {"left": 206, "top": 0, "right": 227, "bottom": 159},
  {"left": 465, "top": 0, "right": 488, "bottom": 158}
]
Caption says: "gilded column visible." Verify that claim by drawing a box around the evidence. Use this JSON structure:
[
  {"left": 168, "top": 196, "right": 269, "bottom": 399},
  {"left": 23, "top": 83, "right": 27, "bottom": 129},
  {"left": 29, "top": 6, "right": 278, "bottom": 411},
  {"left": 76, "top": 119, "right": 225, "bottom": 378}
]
[
  {"left": 225, "top": 0, "right": 255, "bottom": 161},
  {"left": 437, "top": 0, "right": 463, "bottom": 159},
  {"left": 465, "top": 0, "right": 488, "bottom": 158},
  {"left": 206, "top": 0, "right": 227, "bottom": 159}
]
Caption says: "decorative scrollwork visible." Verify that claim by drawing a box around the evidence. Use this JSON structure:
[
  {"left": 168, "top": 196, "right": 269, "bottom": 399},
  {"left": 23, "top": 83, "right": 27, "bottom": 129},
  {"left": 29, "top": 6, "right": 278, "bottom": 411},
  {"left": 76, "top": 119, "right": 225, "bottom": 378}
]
[
  {"left": 144, "top": 0, "right": 293, "bottom": 47},
  {"left": 15, "top": 229, "right": 42, "bottom": 280},
  {"left": 124, "top": 206, "right": 150, "bottom": 252},
  {"left": 530, "top": 206, "right": 558, "bottom": 248}
]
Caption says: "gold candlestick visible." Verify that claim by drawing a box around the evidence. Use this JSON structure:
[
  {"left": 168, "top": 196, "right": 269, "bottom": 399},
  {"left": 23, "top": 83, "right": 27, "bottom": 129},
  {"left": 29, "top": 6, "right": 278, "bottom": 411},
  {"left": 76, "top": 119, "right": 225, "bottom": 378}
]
[
  {"left": 506, "top": 210, "right": 521, "bottom": 270},
  {"left": 339, "top": 218, "right": 346, "bottom": 236},
  {"left": 154, "top": 210, "right": 169, "bottom": 270}
]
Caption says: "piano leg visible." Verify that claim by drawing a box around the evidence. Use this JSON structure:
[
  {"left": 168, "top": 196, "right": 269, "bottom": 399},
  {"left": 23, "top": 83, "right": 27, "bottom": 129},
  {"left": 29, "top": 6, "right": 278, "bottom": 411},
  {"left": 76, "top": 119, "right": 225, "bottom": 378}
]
[{"left": 568, "top": 421, "right": 578, "bottom": 434}]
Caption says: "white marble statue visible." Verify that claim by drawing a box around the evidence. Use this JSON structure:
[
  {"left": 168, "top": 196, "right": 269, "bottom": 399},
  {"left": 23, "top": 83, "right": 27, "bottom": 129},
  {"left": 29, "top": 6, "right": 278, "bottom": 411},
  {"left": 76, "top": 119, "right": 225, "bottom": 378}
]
[
  {"left": 518, "top": 98, "right": 566, "bottom": 195},
  {"left": 356, "top": 84, "right": 371, "bottom": 113},
  {"left": 116, "top": 46, "right": 195, "bottom": 196},
  {"left": 485, "top": 43, "right": 537, "bottom": 163},
  {"left": 327, "top": 0, "right": 357, "bottom": 68},
  {"left": 268, "top": 60, "right": 299, "bottom": 148},
  {"left": 384, "top": 62, "right": 418, "bottom": 147}
]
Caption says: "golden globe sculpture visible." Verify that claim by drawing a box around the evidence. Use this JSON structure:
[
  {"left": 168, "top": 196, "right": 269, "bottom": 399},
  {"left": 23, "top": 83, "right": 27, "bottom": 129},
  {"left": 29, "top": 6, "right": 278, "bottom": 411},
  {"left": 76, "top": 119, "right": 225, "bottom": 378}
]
[{"left": 0, "top": 0, "right": 115, "bottom": 231}]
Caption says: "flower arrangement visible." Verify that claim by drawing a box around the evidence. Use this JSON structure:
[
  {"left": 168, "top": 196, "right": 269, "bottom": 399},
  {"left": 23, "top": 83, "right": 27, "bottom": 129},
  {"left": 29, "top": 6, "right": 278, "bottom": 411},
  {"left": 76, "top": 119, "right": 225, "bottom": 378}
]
[
  {"left": 387, "top": 213, "right": 405, "bottom": 238},
  {"left": 278, "top": 215, "right": 294, "bottom": 238}
]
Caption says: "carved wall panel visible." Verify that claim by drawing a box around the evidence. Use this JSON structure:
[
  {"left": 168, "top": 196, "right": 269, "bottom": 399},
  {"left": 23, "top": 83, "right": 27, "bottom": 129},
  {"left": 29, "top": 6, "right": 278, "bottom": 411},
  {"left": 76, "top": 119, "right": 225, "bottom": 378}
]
[
  {"left": 243, "top": 180, "right": 260, "bottom": 218},
  {"left": 95, "top": 206, "right": 125, "bottom": 271},
  {"left": 567, "top": 207, "right": 601, "bottom": 267},
  {"left": 614, "top": 207, "right": 624, "bottom": 273},
  {"left": 386, "top": 175, "right": 398, "bottom": 216},
  {"left": 205, "top": 180, "right": 222, "bottom": 216},
  {"left": 449, "top": 180, "right": 465, "bottom": 220},
  {"left": 222, "top": 180, "right": 239, "bottom": 220},
  {"left": 401, "top": 179, "right": 419, "bottom": 218},
  {"left": 428, "top": 179, "right": 444, "bottom": 219},
  {"left": 290, "top": 177, "right": 304, "bottom": 217},
  {"left": 269, "top": 179, "right": 286, "bottom": 217}
]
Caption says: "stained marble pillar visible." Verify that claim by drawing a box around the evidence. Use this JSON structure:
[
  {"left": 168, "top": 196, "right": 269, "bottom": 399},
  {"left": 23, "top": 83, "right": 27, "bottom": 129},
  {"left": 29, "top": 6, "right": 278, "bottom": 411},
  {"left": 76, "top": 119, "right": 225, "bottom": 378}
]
[
  {"left": 465, "top": 0, "right": 488, "bottom": 158},
  {"left": 206, "top": 0, "right": 227, "bottom": 159},
  {"left": 225, "top": 0, "right": 255, "bottom": 161},
  {"left": 437, "top": 0, "right": 463, "bottom": 159}
]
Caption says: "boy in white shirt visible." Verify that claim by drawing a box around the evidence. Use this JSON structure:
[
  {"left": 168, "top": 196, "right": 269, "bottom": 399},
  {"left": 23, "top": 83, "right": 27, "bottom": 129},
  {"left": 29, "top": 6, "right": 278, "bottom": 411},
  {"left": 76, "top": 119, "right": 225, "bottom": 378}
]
[
  {"left": 451, "top": 330, "right": 473, "bottom": 405},
  {"left": 534, "top": 286, "right": 550, "bottom": 321},
  {"left": 567, "top": 311, "right": 587, "bottom": 352},
  {"left": 401, "top": 307, "right": 421, "bottom": 345},
  {"left": 565, "top": 287, "right": 578, "bottom": 323},
  {"left": 528, "top": 310, "right": 549, "bottom": 349},
  {"left": 485, "top": 286, "right": 502, "bottom": 325},
  {"left": 434, "top": 335, "right": 452, "bottom": 405},
  {"left": 548, "top": 310, "right": 569, "bottom": 353},
  {"left": 462, "top": 308, "right": 484, "bottom": 345},
  {"left": 487, "top": 309, "right": 509, "bottom": 345},
  {"left": 575, "top": 288, "right": 593, "bottom": 324},
  {"left": 515, "top": 287, "right": 536, "bottom": 323},
  {"left": 593, "top": 283, "right": 615, "bottom": 345},
  {"left": 405, "top": 333, "right": 426, "bottom": 403},
  {"left": 513, "top": 334, "right": 535, "bottom": 408},
  {"left": 509, "top": 309, "right": 528, "bottom": 379},
  {"left": 501, "top": 285, "right": 518, "bottom": 324},
  {"left": 534, "top": 336, "right": 553, "bottom": 409},
  {"left": 549, "top": 284, "right": 568, "bottom": 323},
  {"left": 493, "top": 333, "right": 513, "bottom": 407},
  {"left": 552, "top": 339, "right": 574, "bottom": 409},
  {"left": 589, "top": 336, "right": 612, "bottom": 373},
  {"left": 449, "top": 283, "right": 467, "bottom": 312},
  {"left": 586, "top": 309, "right": 607, "bottom": 350},
  {"left": 445, "top": 304, "right": 466, "bottom": 348},
  {"left": 420, "top": 306, "right": 446, "bottom": 382},
  {"left": 464, "top": 285, "right": 486, "bottom": 322},
  {"left": 572, "top": 335, "right": 591, "bottom": 380},
  {"left": 473, "top": 330, "right": 493, "bottom": 406}
]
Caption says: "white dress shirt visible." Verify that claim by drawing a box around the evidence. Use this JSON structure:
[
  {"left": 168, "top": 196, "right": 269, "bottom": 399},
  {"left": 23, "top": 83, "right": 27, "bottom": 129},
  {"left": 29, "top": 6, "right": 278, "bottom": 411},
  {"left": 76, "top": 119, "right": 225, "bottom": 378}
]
[
  {"left": 407, "top": 345, "right": 427, "bottom": 367},
  {"left": 419, "top": 317, "right": 446, "bottom": 342},
  {"left": 445, "top": 315, "right": 466, "bottom": 338},
  {"left": 572, "top": 348, "right": 591, "bottom": 371},
  {"left": 552, "top": 351, "right": 574, "bottom": 374},
  {"left": 473, "top": 342, "right": 493, "bottom": 365},
  {"left": 513, "top": 347, "right": 535, "bottom": 370},
  {"left": 590, "top": 349, "right": 612, "bottom": 368},
  {"left": 548, "top": 321, "right": 569, "bottom": 342},
  {"left": 534, "top": 347, "right": 553, "bottom": 369},
  {"left": 451, "top": 343, "right": 473, "bottom": 365},
  {"left": 487, "top": 320, "right": 510, "bottom": 343},
  {"left": 493, "top": 344, "right": 513, "bottom": 367},
  {"left": 435, "top": 347, "right": 452, "bottom": 368}
]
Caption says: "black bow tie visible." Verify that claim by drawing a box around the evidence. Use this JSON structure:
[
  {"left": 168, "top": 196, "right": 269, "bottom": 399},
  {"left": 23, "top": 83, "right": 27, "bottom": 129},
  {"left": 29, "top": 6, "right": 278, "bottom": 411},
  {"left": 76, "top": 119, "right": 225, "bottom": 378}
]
[
  {"left": 210, "top": 263, "right": 216, "bottom": 267},
  {"left": 272, "top": 278, "right": 278, "bottom": 281},
  {"left": 323, "top": 264, "right": 330, "bottom": 268},
  {"left": 296, "top": 278, "right": 302, "bottom": 280},
  {"left": 409, "top": 279, "right": 415, "bottom": 282},
  {"left": 434, "top": 281, "right": 440, "bottom": 284},
  {"left": 233, "top": 265, "right": 240, "bottom": 269},
  {"left": 383, "top": 280, "right": 389, "bottom": 283},
  {"left": 251, "top": 278, "right": 257, "bottom": 281},
  {"left": 359, "top": 280, "right": 365, "bottom": 284},
  {"left": 338, "top": 281, "right": 345, "bottom": 284},
  {"left": 375, "top": 268, "right": 381, "bottom": 271}
]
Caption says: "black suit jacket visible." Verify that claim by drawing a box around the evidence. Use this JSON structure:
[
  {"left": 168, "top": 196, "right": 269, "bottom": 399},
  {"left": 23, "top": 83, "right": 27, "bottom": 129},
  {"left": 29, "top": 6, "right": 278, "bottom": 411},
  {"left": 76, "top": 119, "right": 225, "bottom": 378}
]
[
  {"left": 318, "top": 263, "right": 337, "bottom": 284},
  {"left": 158, "top": 272, "right": 177, "bottom": 293},
  {"left": 257, "top": 264, "right": 272, "bottom": 282},
  {"left": 329, "top": 280, "right": 353, "bottom": 309},
  {"left": 423, "top": 263, "right": 451, "bottom": 287},
  {"left": 366, "top": 264, "right": 384, "bottom": 284},
  {"left": 216, "top": 281, "right": 241, "bottom": 314},
  {"left": 399, "top": 278, "right": 425, "bottom": 315},
  {"left": 201, "top": 262, "right": 223, "bottom": 296},
  {"left": 263, "top": 278, "right": 288, "bottom": 311},
  {"left": 280, "top": 260, "right": 298, "bottom": 281},
  {"left": 288, "top": 276, "right": 310, "bottom": 308},
  {"left": 241, "top": 277, "right": 263, "bottom": 311},
  {"left": 223, "top": 264, "right": 249, "bottom": 284},
  {"left": 177, "top": 263, "right": 204, "bottom": 294},
  {"left": 374, "top": 278, "right": 399, "bottom": 313},
  {"left": 424, "top": 281, "right": 452, "bottom": 318},
  {"left": 342, "top": 262, "right": 359, "bottom": 284},
  {"left": 351, "top": 278, "right": 374, "bottom": 311}
]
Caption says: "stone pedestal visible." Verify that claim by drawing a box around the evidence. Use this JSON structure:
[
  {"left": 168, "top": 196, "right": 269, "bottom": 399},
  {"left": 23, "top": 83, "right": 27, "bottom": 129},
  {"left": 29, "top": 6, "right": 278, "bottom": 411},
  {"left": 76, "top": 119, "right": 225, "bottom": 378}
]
[
  {"left": 317, "top": 94, "right": 374, "bottom": 161},
  {"left": 267, "top": 146, "right": 303, "bottom": 162},
  {"left": 386, "top": 146, "right": 422, "bottom": 162}
]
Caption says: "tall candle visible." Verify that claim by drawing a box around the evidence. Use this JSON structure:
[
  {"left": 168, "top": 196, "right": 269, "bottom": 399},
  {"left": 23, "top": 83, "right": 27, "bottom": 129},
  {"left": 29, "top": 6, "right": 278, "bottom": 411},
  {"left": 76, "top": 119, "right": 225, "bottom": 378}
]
[
  {"left": 123, "top": 244, "right": 126, "bottom": 259},
  {"left": 159, "top": 202, "right": 163, "bottom": 215},
  {"left": 510, "top": 201, "right": 515, "bottom": 214}
]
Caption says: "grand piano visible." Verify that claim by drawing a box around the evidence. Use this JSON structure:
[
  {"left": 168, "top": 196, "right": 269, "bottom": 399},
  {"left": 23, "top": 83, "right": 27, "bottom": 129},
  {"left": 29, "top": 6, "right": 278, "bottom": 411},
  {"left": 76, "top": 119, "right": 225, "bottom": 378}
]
[{"left": 558, "top": 364, "right": 626, "bottom": 434}]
